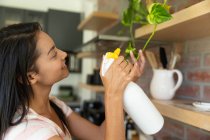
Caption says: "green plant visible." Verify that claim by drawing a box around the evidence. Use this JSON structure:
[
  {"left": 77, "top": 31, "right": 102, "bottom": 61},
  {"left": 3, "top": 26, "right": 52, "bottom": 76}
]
[{"left": 121, "top": 0, "right": 172, "bottom": 59}]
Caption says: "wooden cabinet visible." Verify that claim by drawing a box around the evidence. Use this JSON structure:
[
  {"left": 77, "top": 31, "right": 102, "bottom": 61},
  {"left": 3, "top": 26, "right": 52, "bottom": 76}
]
[
  {"left": 24, "top": 10, "right": 47, "bottom": 31},
  {"left": 0, "top": 7, "right": 82, "bottom": 51},
  {"left": 47, "top": 9, "right": 82, "bottom": 51},
  {"left": 1, "top": 7, "right": 24, "bottom": 27},
  {"left": 0, "top": 6, "right": 47, "bottom": 31},
  {"left": 0, "top": 7, "right": 4, "bottom": 28}
]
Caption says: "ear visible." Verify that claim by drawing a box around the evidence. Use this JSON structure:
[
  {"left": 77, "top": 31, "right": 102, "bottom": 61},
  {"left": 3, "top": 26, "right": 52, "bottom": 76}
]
[{"left": 27, "top": 71, "right": 38, "bottom": 85}]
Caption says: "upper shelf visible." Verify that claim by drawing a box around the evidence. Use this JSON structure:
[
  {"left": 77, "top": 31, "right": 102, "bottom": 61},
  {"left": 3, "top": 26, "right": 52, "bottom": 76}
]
[
  {"left": 135, "top": 0, "right": 210, "bottom": 41},
  {"left": 80, "top": 34, "right": 130, "bottom": 46},
  {"left": 78, "top": 11, "right": 119, "bottom": 32},
  {"left": 152, "top": 99, "right": 210, "bottom": 131}
]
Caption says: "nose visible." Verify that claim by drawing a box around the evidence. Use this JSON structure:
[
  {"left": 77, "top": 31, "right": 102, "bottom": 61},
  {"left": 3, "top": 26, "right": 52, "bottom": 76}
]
[{"left": 61, "top": 50, "right": 68, "bottom": 60}]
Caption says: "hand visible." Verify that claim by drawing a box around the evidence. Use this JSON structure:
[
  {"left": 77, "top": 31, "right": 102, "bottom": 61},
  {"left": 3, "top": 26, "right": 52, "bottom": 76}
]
[
  {"left": 100, "top": 56, "right": 134, "bottom": 98},
  {"left": 129, "top": 49, "right": 145, "bottom": 82}
]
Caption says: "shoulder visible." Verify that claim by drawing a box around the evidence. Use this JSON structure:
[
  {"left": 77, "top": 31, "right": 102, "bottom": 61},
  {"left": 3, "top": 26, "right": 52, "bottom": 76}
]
[
  {"left": 49, "top": 96, "right": 73, "bottom": 117},
  {"left": 48, "top": 135, "right": 63, "bottom": 140},
  {"left": 4, "top": 119, "right": 59, "bottom": 140}
]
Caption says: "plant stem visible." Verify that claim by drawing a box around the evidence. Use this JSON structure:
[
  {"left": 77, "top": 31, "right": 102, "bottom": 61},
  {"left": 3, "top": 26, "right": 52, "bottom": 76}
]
[
  {"left": 163, "top": 0, "right": 168, "bottom": 6},
  {"left": 142, "top": 24, "right": 157, "bottom": 51},
  {"left": 129, "top": 8, "right": 135, "bottom": 48},
  {"left": 129, "top": 22, "right": 135, "bottom": 48}
]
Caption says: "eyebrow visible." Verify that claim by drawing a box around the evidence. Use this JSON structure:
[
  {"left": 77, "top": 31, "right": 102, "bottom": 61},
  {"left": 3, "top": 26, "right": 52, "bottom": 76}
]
[{"left": 47, "top": 45, "right": 55, "bottom": 55}]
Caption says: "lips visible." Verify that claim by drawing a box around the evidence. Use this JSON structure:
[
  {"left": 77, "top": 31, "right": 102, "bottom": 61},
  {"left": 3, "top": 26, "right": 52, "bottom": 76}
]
[
  {"left": 62, "top": 63, "right": 67, "bottom": 69},
  {"left": 62, "top": 58, "right": 68, "bottom": 69}
]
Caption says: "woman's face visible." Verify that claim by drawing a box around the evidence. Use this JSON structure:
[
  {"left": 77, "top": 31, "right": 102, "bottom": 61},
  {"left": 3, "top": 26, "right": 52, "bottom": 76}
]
[{"left": 33, "top": 31, "right": 69, "bottom": 86}]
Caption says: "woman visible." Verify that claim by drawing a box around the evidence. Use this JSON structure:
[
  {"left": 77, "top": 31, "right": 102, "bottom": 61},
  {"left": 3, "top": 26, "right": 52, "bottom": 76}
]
[{"left": 0, "top": 22, "right": 145, "bottom": 140}]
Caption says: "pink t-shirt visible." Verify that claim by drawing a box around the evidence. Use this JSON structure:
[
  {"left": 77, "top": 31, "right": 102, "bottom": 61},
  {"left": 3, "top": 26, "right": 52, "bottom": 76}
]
[{"left": 4, "top": 105, "right": 72, "bottom": 140}]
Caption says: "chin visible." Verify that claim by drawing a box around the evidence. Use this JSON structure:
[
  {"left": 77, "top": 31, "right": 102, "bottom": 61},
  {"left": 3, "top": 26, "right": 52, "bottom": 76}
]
[
  {"left": 54, "top": 72, "right": 69, "bottom": 84},
  {"left": 54, "top": 68, "right": 70, "bottom": 82},
  {"left": 63, "top": 70, "right": 70, "bottom": 78}
]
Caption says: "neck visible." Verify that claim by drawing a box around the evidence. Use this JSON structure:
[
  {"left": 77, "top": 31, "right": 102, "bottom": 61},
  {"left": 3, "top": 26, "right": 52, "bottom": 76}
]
[{"left": 29, "top": 84, "right": 52, "bottom": 115}]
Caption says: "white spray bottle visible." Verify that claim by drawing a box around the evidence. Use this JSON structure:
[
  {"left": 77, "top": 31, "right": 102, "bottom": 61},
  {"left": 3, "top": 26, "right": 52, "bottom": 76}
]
[{"left": 101, "top": 48, "right": 164, "bottom": 135}]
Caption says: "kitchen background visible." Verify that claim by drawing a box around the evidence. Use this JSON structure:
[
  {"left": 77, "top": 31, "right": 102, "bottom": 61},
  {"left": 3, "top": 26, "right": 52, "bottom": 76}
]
[{"left": 1, "top": 0, "right": 210, "bottom": 140}]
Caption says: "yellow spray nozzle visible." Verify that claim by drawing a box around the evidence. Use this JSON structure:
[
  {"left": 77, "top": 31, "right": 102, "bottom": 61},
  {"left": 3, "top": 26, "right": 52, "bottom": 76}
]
[
  {"left": 106, "top": 48, "right": 121, "bottom": 59},
  {"left": 114, "top": 48, "right": 121, "bottom": 56}
]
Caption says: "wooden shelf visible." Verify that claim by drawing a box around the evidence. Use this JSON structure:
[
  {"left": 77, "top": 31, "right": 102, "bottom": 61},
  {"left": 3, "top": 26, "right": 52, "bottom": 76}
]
[
  {"left": 78, "top": 11, "right": 119, "bottom": 32},
  {"left": 79, "top": 83, "right": 104, "bottom": 93},
  {"left": 135, "top": 0, "right": 210, "bottom": 41},
  {"left": 78, "top": 34, "right": 130, "bottom": 50},
  {"left": 152, "top": 99, "right": 210, "bottom": 131},
  {"left": 76, "top": 52, "right": 97, "bottom": 58}
]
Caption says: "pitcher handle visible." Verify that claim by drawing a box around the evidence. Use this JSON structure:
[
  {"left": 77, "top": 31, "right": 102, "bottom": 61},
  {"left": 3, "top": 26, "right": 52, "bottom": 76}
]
[{"left": 171, "top": 69, "right": 183, "bottom": 93}]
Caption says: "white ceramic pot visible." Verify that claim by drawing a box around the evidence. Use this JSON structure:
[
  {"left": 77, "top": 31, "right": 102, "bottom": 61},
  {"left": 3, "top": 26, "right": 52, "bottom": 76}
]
[{"left": 150, "top": 69, "right": 183, "bottom": 100}]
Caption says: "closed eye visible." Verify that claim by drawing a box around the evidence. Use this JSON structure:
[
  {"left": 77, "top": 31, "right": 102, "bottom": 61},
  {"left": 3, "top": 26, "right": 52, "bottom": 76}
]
[
  {"left": 48, "top": 45, "right": 55, "bottom": 55},
  {"left": 52, "top": 50, "right": 57, "bottom": 58}
]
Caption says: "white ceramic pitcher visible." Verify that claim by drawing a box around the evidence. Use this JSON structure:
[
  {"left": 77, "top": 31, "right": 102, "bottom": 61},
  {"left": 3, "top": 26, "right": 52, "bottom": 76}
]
[{"left": 150, "top": 69, "right": 183, "bottom": 100}]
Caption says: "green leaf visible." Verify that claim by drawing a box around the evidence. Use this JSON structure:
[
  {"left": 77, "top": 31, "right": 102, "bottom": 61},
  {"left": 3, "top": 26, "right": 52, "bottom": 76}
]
[
  {"left": 132, "top": 0, "right": 141, "bottom": 12},
  {"left": 133, "top": 14, "right": 142, "bottom": 23},
  {"left": 122, "top": 0, "right": 150, "bottom": 26},
  {"left": 147, "top": 3, "right": 172, "bottom": 25},
  {"left": 134, "top": 3, "right": 148, "bottom": 24},
  {"left": 125, "top": 42, "right": 135, "bottom": 53},
  {"left": 117, "top": 27, "right": 127, "bottom": 36},
  {"left": 121, "top": 8, "right": 133, "bottom": 26},
  {"left": 138, "top": 2, "right": 149, "bottom": 16},
  {"left": 125, "top": 41, "right": 139, "bottom": 59}
]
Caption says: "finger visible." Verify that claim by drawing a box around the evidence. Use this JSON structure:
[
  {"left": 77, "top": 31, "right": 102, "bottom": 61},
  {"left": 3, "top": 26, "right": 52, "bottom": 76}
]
[
  {"left": 129, "top": 62, "right": 139, "bottom": 77},
  {"left": 138, "top": 50, "right": 144, "bottom": 63},
  {"left": 120, "top": 60, "right": 128, "bottom": 69},
  {"left": 130, "top": 51, "right": 137, "bottom": 63},
  {"left": 124, "top": 63, "right": 133, "bottom": 74},
  {"left": 114, "top": 56, "right": 125, "bottom": 65},
  {"left": 138, "top": 50, "right": 146, "bottom": 72}
]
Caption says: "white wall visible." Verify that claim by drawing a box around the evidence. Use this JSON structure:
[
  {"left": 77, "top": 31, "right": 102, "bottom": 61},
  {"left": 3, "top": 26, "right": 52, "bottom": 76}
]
[
  {"left": 0, "top": 0, "right": 83, "bottom": 13},
  {"left": 78, "top": 0, "right": 98, "bottom": 102}
]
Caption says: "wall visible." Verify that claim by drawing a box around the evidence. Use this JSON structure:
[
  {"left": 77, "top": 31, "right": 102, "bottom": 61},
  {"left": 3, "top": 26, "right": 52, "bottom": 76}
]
[
  {"left": 176, "top": 36, "right": 210, "bottom": 101},
  {"left": 0, "top": 0, "right": 83, "bottom": 12},
  {"left": 77, "top": 0, "right": 98, "bottom": 102},
  {"left": 98, "top": 0, "right": 128, "bottom": 17}
]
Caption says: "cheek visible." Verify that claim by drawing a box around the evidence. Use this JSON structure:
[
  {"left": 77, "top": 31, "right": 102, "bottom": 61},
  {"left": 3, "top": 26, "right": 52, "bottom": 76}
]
[
  {"left": 37, "top": 62, "right": 67, "bottom": 85},
  {"left": 39, "top": 61, "right": 61, "bottom": 74}
]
